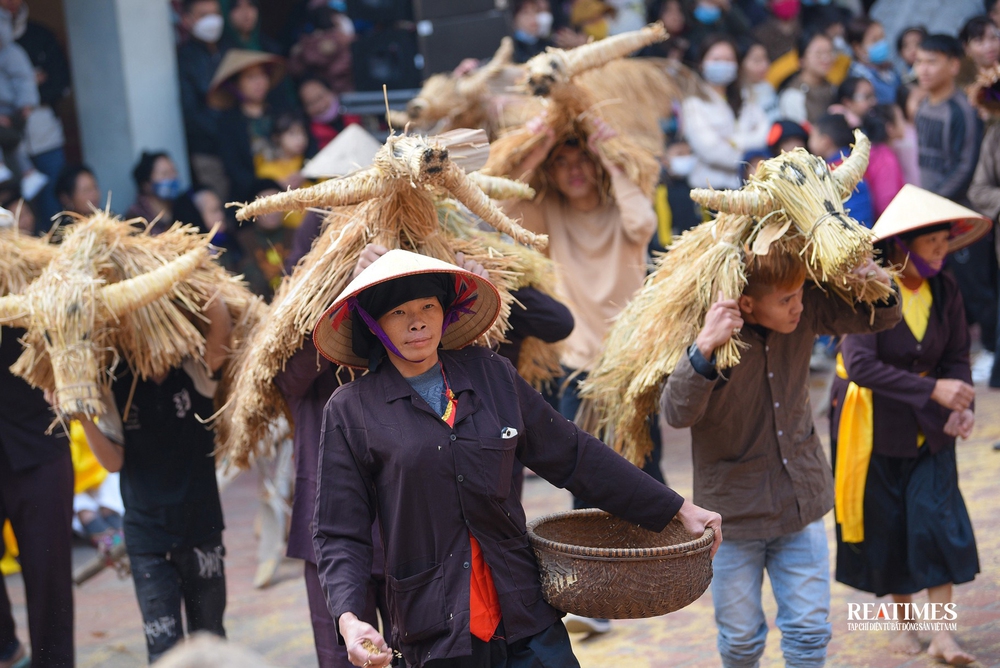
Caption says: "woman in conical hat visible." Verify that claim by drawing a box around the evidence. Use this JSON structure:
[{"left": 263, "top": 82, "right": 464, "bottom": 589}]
[
  {"left": 830, "top": 185, "right": 986, "bottom": 665},
  {"left": 311, "top": 249, "right": 721, "bottom": 668}
]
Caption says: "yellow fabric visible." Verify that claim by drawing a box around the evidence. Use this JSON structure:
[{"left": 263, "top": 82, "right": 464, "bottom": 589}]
[
  {"left": 900, "top": 280, "right": 932, "bottom": 342},
  {"left": 255, "top": 156, "right": 308, "bottom": 228},
  {"left": 70, "top": 419, "right": 108, "bottom": 495},
  {"left": 654, "top": 184, "right": 672, "bottom": 249},
  {"left": 766, "top": 51, "right": 851, "bottom": 89},
  {"left": 1, "top": 520, "right": 19, "bottom": 575},
  {"left": 834, "top": 353, "right": 873, "bottom": 543}
]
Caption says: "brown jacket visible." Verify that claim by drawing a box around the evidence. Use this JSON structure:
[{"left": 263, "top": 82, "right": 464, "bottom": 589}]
[
  {"left": 968, "top": 121, "right": 1000, "bottom": 223},
  {"left": 660, "top": 284, "right": 901, "bottom": 541},
  {"left": 316, "top": 347, "right": 683, "bottom": 667}
]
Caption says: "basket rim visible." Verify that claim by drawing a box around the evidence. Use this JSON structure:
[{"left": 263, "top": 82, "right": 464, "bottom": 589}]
[{"left": 526, "top": 508, "right": 714, "bottom": 561}]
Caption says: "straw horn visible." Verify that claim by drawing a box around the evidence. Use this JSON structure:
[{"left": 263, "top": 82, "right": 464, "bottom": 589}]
[
  {"left": 689, "top": 187, "right": 778, "bottom": 217},
  {"left": 100, "top": 245, "right": 208, "bottom": 317},
  {"left": 234, "top": 168, "right": 387, "bottom": 221},
  {"left": 831, "top": 130, "right": 871, "bottom": 200},
  {"left": 439, "top": 163, "right": 547, "bottom": 250},
  {"left": 0, "top": 294, "right": 30, "bottom": 328},
  {"left": 467, "top": 172, "right": 536, "bottom": 201},
  {"left": 455, "top": 37, "right": 513, "bottom": 96},
  {"left": 563, "top": 23, "right": 668, "bottom": 77}
]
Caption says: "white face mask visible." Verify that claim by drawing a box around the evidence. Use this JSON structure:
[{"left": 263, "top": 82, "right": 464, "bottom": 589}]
[
  {"left": 832, "top": 35, "right": 850, "bottom": 54},
  {"left": 668, "top": 154, "right": 698, "bottom": 177},
  {"left": 535, "top": 11, "right": 554, "bottom": 38},
  {"left": 191, "top": 13, "right": 224, "bottom": 44},
  {"left": 702, "top": 60, "right": 738, "bottom": 86}
]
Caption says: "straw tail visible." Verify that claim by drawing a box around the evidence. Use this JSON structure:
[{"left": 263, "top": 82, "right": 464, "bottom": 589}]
[
  {"left": 438, "top": 163, "right": 548, "bottom": 250},
  {"left": 100, "top": 246, "right": 208, "bottom": 317},
  {"left": 235, "top": 168, "right": 386, "bottom": 221},
  {"left": 467, "top": 172, "right": 536, "bottom": 201},
  {"left": 831, "top": 130, "right": 871, "bottom": 200},
  {"left": 563, "top": 23, "right": 668, "bottom": 77},
  {"left": 0, "top": 294, "right": 30, "bottom": 328},
  {"left": 689, "top": 187, "right": 777, "bottom": 217}
]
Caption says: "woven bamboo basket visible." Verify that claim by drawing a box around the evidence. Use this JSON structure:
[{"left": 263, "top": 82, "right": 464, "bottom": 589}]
[{"left": 526, "top": 509, "right": 714, "bottom": 619}]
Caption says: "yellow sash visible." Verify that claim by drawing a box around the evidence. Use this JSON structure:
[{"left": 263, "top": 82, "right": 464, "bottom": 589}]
[
  {"left": 834, "top": 353, "right": 873, "bottom": 543},
  {"left": 653, "top": 183, "right": 672, "bottom": 249},
  {"left": 1, "top": 520, "right": 19, "bottom": 575},
  {"left": 70, "top": 419, "right": 108, "bottom": 495}
]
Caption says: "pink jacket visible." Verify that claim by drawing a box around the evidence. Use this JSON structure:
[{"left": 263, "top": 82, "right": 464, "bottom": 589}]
[{"left": 866, "top": 143, "right": 906, "bottom": 218}]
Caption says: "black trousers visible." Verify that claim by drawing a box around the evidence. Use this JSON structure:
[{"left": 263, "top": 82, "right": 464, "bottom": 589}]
[
  {"left": 419, "top": 621, "right": 580, "bottom": 668},
  {"left": 948, "top": 231, "right": 998, "bottom": 350},
  {"left": 0, "top": 451, "right": 75, "bottom": 667},
  {"left": 129, "top": 536, "right": 227, "bottom": 664}
]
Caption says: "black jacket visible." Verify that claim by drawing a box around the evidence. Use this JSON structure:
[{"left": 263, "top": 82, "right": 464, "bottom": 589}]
[{"left": 177, "top": 39, "right": 224, "bottom": 155}]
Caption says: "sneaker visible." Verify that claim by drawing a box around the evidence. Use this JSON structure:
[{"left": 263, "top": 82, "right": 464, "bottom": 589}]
[
  {"left": 0, "top": 641, "right": 28, "bottom": 668},
  {"left": 562, "top": 614, "right": 611, "bottom": 635}
]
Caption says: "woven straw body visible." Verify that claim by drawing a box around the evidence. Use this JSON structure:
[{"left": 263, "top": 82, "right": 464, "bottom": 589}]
[{"left": 527, "top": 509, "right": 714, "bottom": 619}]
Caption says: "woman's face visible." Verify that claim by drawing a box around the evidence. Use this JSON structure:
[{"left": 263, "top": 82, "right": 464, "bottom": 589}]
[
  {"left": 843, "top": 80, "right": 876, "bottom": 117},
  {"left": 965, "top": 24, "right": 1000, "bottom": 70},
  {"left": 193, "top": 189, "right": 224, "bottom": 229},
  {"left": 897, "top": 229, "right": 950, "bottom": 276},
  {"left": 70, "top": 171, "right": 101, "bottom": 214},
  {"left": 900, "top": 30, "right": 923, "bottom": 67},
  {"left": 547, "top": 144, "right": 599, "bottom": 201},
  {"left": 859, "top": 22, "right": 886, "bottom": 60},
  {"left": 703, "top": 40, "right": 738, "bottom": 66},
  {"left": 149, "top": 156, "right": 178, "bottom": 192},
  {"left": 280, "top": 123, "right": 309, "bottom": 157},
  {"left": 801, "top": 35, "right": 834, "bottom": 78},
  {"left": 659, "top": 0, "right": 686, "bottom": 34},
  {"left": 237, "top": 65, "right": 271, "bottom": 105},
  {"left": 742, "top": 44, "right": 770, "bottom": 84},
  {"left": 300, "top": 80, "right": 335, "bottom": 119},
  {"left": 376, "top": 297, "right": 444, "bottom": 363},
  {"left": 229, "top": 0, "right": 258, "bottom": 36}
]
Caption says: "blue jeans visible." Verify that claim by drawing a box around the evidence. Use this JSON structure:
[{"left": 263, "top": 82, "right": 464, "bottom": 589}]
[
  {"left": 712, "top": 519, "right": 831, "bottom": 668},
  {"left": 29, "top": 147, "right": 65, "bottom": 231}
]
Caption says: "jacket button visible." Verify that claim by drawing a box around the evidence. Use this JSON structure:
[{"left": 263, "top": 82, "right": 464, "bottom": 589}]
[
  {"left": 778, "top": 430, "right": 783, "bottom": 436},
  {"left": 463, "top": 562, "right": 470, "bottom": 569},
  {"left": 774, "top": 402, "right": 780, "bottom": 408},
  {"left": 457, "top": 475, "right": 464, "bottom": 482},
  {"left": 782, "top": 458, "right": 788, "bottom": 465},
  {"left": 916, "top": 344, "right": 922, "bottom": 351},
  {"left": 450, "top": 434, "right": 457, "bottom": 441}
]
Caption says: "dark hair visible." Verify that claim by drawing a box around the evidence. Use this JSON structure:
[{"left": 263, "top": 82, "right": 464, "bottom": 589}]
[
  {"left": 172, "top": 187, "right": 210, "bottom": 233},
  {"left": 298, "top": 75, "right": 332, "bottom": 94},
  {"left": 648, "top": 0, "right": 683, "bottom": 23},
  {"left": 698, "top": 33, "right": 743, "bottom": 116},
  {"left": 55, "top": 164, "right": 95, "bottom": 201},
  {"left": 836, "top": 76, "right": 870, "bottom": 104},
  {"left": 249, "top": 178, "right": 282, "bottom": 199},
  {"left": 845, "top": 16, "right": 875, "bottom": 47},
  {"left": 513, "top": 0, "right": 545, "bottom": 15},
  {"left": 802, "top": 4, "right": 847, "bottom": 36},
  {"left": 740, "top": 39, "right": 767, "bottom": 65},
  {"left": 797, "top": 30, "right": 832, "bottom": 58},
  {"left": 182, "top": 0, "right": 217, "bottom": 13},
  {"left": 861, "top": 104, "right": 895, "bottom": 144},
  {"left": 896, "top": 25, "right": 927, "bottom": 53},
  {"left": 132, "top": 151, "right": 171, "bottom": 190},
  {"left": 814, "top": 113, "right": 854, "bottom": 147},
  {"left": 272, "top": 112, "right": 307, "bottom": 138},
  {"left": 895, "top": 83, "right": 916, "bottom": 120},
  {"left": 919, "top": 33, "right": 964, "bottom": 58},
  {"left": 960, "top": 15, "right": 997, "bottom": 44}
]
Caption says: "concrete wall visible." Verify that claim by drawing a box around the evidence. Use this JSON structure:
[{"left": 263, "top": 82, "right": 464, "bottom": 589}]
[{"left": 63, "top": 0, "right": 189, "bottom": 211}]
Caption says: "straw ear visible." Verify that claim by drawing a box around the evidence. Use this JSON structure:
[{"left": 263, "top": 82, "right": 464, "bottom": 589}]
[
  {"left": 832, "top": 130, "right": 871, "bottom": 198},
  {"left": 100, "top": 246, "right": 207, "bottom": 317},
  {"left": 689, "top": 187, "right": 778, "bottom": 217},
  {"left": 0, "top": 294, "right": 30, "bottom": 328}
]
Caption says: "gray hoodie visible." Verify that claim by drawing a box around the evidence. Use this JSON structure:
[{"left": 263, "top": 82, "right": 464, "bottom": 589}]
[{"left": 0, "top": 8, "right": 39, "bottom": 116}]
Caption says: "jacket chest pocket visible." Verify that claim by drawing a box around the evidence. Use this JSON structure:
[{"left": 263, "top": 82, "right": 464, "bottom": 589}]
[
  {"left": 386, "top": 563, "right": 449, "bottom": 644},
  {"left": 480, "top": 436, "right": 518, "bottom": 500}
]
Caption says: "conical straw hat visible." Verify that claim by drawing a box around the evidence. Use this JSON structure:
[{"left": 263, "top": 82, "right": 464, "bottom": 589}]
[
  {"left": 873, "top": 184, "right": 992, "bottom": 253},
  {"left": 207, "top": 50, "right": 285, "bottom": 110},
  {"left": 313, "top": 249, "right": 501, "bottom": 369},
  {"left": 301, "top": 124, "right": 382, "bottom": 178}
]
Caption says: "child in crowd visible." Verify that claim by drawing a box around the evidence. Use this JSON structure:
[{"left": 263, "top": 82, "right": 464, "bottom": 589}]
[
  {"left": 809, "top": 113, "right": 875, "bottom": 227},
  {"left": 235, "top": 178, "right": 294, "bottom": 301},
  {"left": 767, "top": 119, "right": 810, "bottom": 156},
  {"left": 862, "top": 105, "right": 906, "bottom": 217},
  {"left": 297, "top": 77, "right": 360, "bottom": 149},
  {"left": 829, "top": 76, "right": 877, "bottom": 127},
  {"left": 897, "top": 26, "right": 927, "bottom": 82},
  {"left": 255, "top": 112, "right": 310, "bottom": 227},
  {"left": 890, "top": 84, "right": 922, "bottom": 186},
  {"left": 78, "top": 296, "right": 232, "bottom": 664},
  {"left": 661, "top": 250, "right": 898, "bottom": 668}
]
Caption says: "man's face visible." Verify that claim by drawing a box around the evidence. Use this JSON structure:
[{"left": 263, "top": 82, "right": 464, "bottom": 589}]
[
  {"left": 739, "top": 279, "right": 806, "bottom": 334},
  {"left": 915, "top": 49, "right": 959, "bottom": 92},
  {"left": 547, "top": 144, "right": 599, "bottom": 202},
  {"left": 376, "top": 297, "right": 444, "bottom": 362}
]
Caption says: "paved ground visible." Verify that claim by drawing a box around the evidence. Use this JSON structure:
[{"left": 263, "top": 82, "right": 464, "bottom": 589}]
[{"left": 5, "top": 370, "right": 999, "bottom": 667}]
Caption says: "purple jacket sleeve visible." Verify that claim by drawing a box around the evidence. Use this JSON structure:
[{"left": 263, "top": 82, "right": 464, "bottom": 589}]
[
  {"left": 511, "top": 366, "right": 683, "bottom": 532},
  {"left": 840, "top": 333, "right": 938, "bottom": 409},
  {"left": 507, "top": 287, "right": 574, "bottom": 344},
  {"left": 274, "top": 339, "right": 331, "bottom": 400}
]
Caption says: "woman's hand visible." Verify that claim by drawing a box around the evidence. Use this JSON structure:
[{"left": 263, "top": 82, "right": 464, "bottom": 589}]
[
  {"left": 944, "top": 409, "right": 975, "bottom": 439},
  {"left": 931, "top": 378, "right": 975, "bottom": 412},
  {"left": 852, "top": 257, "right": 891, "bottom": 286},
  {"left": 676, "top": 498, "right": 722, "bottom": 557},
  {"left": 695, "top": 292, "right": 743, "bottom": 360},
  {"left": 353, "top": 244, "right": 389, "bottom": 279},
  {"left": 586, "top": 117, "right": 618, "bottom": 155},
  {"left": 455, "top": 251, "right": 489, "bottom": 279},
  {"left": 339, "top": 612, "right": 393, "bottom": 667}
]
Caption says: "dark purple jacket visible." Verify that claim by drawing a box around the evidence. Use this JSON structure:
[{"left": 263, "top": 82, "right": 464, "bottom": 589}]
[
  {"left": 831, "top": 272, "right": 972, "bottom": 458},
  {"left": 314, "top": 347, "right": 683, "bottom": 667}
]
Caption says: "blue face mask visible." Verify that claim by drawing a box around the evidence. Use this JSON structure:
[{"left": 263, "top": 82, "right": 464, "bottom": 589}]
[
  {"left": 693, "top": 3, "right": 722, "bottom": 24},
  {"left": 328, "top": 0, "right": 347, "bottom": 12},
  {"left": 152, "top": 178, "right": 182, "bottom": 200},
  {"left": 867, "top": 38, "right": 891, "bottom": 65}
]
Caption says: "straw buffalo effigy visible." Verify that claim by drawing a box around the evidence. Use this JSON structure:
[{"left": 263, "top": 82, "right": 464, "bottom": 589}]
[
  {"left": 579, "top": 132, "right": 896, "bottom": 465},
  {"left": 218, "top": 132, "right": 550, "bottom": 468},
  {"left": 0, "top": 212, "right": 265, "bottom": 429}
]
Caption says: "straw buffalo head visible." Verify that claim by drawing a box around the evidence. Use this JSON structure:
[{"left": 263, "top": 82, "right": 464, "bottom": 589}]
[{"left": 0, "top": 246, "right": 207, "bottom": 418}]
